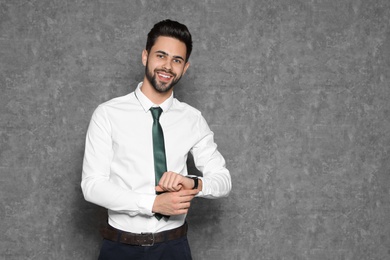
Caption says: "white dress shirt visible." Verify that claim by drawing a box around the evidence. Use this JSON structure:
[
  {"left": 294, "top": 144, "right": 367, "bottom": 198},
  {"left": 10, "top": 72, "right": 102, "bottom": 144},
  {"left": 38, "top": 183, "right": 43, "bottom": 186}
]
[{"left": 81, "top": 82, "right": 231, "bottom": 233}]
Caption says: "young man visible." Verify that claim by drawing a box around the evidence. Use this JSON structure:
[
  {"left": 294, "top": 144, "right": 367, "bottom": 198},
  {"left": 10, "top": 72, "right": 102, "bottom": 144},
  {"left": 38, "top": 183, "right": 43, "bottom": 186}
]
[{"left": 81, "top": 19, "right": 231, "bottom": 260}]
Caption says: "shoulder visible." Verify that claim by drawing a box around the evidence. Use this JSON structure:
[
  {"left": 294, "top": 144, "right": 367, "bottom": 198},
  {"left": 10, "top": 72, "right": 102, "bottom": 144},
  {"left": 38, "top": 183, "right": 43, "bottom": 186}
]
[
  {"left": 172, "top": 98, "right": 202, "bottom": 117},
  {"left": 99, "top": 92, "right": 135, "bottom": 109},
  {"left": 170, "top": 99, "right": 211, "bottom": 131},
  {"left": 91, "top": 92, "right": 138, "bottom": 120}
]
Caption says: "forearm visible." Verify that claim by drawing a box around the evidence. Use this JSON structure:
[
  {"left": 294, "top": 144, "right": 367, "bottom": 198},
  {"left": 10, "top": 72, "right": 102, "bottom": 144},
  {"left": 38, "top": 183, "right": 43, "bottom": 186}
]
[
  {"left": 192, "top": 120, "right": 232, "bottom": 198},
  {"left": 81, "top": 174, "right": 156, "bottom": 216},
  {"left": 197, "top": 167, "right": 231, "bottom": 198}
]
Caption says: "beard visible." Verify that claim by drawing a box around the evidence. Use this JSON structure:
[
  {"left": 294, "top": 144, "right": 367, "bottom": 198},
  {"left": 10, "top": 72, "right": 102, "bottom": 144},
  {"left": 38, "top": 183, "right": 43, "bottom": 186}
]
[{"left": 145, "top": 61, "right": 182, "bottom": 93}]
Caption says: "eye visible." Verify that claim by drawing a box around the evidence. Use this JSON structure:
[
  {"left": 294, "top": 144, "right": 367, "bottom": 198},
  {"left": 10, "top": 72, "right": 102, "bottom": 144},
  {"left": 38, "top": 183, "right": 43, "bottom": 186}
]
[{"left": 173, "top": 59, "right": 182, "bottom": 64}]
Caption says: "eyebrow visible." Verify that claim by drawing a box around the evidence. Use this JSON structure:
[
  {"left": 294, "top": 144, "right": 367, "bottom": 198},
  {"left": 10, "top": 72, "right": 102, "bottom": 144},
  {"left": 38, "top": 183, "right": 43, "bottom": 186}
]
[{"left": 155, "top": 50, "right": 185, "bottom": 61}]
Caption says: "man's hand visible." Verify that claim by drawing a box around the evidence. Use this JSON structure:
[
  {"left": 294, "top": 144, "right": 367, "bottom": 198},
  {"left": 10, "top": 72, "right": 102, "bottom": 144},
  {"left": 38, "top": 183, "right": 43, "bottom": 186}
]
[
  {"left": 152, "top": 189, "right": 199, "bottom": 216},
  {"left": 155, "top": 171, "right": 195, "bottom": 193}
]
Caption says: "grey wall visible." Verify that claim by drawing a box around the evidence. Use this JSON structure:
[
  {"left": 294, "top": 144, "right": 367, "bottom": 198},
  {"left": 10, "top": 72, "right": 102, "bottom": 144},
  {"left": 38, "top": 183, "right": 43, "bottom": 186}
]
[{"left": 1, "top": 0, "right": 390, "bottom": 259}]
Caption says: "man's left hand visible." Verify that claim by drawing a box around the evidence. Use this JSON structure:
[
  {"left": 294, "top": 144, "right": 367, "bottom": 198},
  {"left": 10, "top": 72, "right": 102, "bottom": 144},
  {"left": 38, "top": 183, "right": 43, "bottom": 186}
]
[{"left": 155, "top": 171, "right": 196, "bottom": 192}]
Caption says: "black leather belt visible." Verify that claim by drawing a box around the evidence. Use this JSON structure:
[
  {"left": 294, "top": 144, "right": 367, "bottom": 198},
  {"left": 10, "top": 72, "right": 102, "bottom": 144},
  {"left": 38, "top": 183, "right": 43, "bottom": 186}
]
[{"left": 100, "top": 222, "right": 188, "bottom": 246}]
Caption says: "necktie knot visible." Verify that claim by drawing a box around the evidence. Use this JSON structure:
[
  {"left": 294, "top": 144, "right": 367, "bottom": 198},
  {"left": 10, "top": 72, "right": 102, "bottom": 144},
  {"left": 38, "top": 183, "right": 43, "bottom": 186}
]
[{"left": 150, "top": 107, "right": 163, "bottom": 121}]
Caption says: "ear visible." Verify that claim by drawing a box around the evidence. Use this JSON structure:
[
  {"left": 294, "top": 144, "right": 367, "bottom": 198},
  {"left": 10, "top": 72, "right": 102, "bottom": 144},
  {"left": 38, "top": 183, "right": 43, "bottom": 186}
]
[
  {"left": 182, "top": 61, "right": 190, "bottom": 75},
  {"left": 142, "top": 49, "right": 148, "bottom": 66}
]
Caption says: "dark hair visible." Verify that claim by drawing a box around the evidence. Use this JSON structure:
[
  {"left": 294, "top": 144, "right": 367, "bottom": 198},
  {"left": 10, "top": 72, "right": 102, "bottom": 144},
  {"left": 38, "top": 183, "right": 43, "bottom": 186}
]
[{"left": 146, "top": 19, "right": 193, "bottom": 62}]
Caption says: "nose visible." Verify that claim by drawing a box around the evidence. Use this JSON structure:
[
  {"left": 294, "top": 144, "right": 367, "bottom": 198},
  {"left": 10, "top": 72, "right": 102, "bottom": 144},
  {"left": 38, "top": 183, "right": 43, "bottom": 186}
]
[{"left": 162, "top": 59, "right": 173, "bottom": 71}]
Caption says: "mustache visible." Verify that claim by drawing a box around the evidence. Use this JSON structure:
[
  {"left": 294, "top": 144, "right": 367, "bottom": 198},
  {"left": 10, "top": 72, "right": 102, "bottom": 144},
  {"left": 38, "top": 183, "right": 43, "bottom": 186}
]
[{"left": 155, "top": 68, "right": 176, "bottom": 76}]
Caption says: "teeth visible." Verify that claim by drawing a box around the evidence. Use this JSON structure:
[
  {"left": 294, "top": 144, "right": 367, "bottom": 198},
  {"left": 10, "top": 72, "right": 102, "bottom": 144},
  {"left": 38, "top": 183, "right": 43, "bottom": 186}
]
[{"left": 159, "top": 74, "right": 171, "bottom": 79}]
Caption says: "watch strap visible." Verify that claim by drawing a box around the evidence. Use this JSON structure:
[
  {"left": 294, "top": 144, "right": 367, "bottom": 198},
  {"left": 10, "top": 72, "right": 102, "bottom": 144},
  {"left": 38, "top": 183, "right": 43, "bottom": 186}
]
[{"left": 188, "top": 176, "right": 199, "bottom": 189}]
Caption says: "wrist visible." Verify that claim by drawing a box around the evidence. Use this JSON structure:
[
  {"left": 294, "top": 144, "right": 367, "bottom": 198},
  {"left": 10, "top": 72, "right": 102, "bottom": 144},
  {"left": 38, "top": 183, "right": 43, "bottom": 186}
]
[{"left": 187, "top": 176, "right": 201, "bottom": 190}]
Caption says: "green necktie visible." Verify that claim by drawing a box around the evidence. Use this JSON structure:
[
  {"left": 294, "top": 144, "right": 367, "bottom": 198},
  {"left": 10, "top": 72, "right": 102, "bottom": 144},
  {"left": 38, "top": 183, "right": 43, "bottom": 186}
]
[
  {"left": 150, "top": 107, "right": 168, "bottom": 220},
  {"left": 151, "top": 107, "right": 167, "bottom": 185}
]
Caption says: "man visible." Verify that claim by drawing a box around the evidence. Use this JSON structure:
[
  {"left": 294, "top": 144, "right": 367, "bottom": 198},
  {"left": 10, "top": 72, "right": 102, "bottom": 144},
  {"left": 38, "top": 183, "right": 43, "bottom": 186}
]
[{"left": 81, "top": 19, "right": 231, "bottom": 260}]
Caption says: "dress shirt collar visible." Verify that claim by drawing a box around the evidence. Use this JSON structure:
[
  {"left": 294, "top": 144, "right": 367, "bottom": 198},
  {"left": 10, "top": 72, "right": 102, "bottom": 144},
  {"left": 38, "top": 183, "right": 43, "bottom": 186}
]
[{"left": 135, "top": 82, "right": 174, "bottom": 113}]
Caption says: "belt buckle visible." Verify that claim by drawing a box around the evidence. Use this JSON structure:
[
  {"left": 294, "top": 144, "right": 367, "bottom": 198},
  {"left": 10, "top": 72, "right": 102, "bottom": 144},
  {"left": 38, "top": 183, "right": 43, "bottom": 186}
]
[{"left": 139, "top": 232, "right": 155, "bottom": 246}]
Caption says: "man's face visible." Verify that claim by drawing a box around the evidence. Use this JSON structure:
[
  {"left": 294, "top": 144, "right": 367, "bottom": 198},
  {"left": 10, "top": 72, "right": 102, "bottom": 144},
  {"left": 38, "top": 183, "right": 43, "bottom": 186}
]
[{"left": 142, "top": 36, "right": 190, "bottom": 93}]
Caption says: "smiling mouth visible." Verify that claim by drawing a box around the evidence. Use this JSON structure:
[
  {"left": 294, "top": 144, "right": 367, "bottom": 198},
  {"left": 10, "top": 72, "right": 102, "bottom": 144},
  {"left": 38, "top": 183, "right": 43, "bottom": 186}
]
[
  {"left": 156, "top": 70, "right": 174, "bottom": 81},
  {"left": 158, "top": 73, "right": 172, "bottom": 79}
]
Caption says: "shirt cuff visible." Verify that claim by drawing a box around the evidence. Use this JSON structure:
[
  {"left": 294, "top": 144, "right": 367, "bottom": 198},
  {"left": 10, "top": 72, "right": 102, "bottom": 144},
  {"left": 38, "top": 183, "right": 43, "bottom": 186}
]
[{"left": 137, "top": 194, "right": 157, "bottom": 216}]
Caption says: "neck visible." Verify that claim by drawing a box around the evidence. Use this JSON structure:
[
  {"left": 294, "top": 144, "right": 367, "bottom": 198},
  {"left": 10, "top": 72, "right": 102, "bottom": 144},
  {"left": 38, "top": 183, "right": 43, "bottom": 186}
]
[{"left": 141, "top": 77, "right": 172, "bottom": 105}]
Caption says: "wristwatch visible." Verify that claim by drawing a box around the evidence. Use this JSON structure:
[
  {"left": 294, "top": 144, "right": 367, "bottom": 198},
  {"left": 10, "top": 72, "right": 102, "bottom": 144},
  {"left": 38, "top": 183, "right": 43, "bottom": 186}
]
[{"left": 187, "top": 176, "right": 199, "bottom": 190}]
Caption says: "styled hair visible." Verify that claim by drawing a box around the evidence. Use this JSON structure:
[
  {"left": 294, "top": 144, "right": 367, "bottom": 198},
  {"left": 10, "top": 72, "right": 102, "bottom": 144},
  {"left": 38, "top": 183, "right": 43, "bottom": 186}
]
[{"left": 146, "top": 19, "right": 193, "bottom": 62}]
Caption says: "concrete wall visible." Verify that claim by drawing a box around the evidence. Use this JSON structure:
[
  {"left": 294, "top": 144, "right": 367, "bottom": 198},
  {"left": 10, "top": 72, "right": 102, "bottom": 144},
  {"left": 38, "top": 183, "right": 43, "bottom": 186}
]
[{"left": 1, "top": 0, "right": 390, "bottom": 259}]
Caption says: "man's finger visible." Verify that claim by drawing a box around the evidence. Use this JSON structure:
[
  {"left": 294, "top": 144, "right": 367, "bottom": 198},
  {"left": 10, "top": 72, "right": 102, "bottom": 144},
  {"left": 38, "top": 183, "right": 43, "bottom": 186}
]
[{"left": 155, "top": 186, "right": 164, "bottom": 192}]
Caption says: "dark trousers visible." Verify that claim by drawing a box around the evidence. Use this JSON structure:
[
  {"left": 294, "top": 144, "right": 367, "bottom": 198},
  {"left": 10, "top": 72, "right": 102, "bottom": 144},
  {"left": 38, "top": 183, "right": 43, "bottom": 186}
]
[{"left": 98, "top": 236, "right": 193, "bottom": 260}]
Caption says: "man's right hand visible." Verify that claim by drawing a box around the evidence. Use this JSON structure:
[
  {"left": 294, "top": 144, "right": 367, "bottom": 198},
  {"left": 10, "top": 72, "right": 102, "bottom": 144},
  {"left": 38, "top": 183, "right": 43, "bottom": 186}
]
[{"left": 152, "top": 189, "right": 199, "bottom": 216}]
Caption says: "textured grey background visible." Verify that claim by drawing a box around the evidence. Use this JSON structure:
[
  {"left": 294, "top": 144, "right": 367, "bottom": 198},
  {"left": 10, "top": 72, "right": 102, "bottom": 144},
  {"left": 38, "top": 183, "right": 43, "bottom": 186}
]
[{"left": 1, "top": 0, "right": 390, "bottom": 259}]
